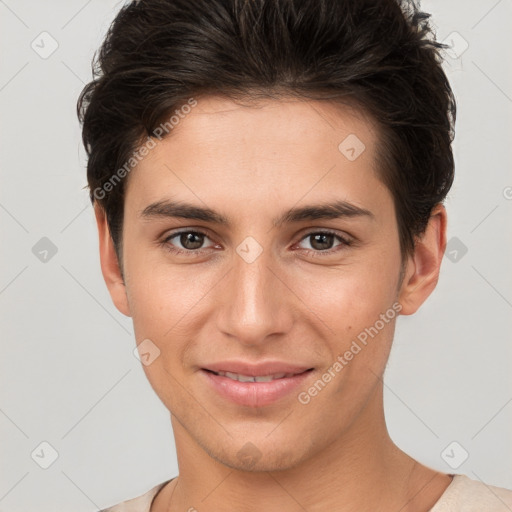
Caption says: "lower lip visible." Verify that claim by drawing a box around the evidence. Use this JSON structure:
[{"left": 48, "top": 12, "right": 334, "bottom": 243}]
[{"left": 201, "top": 369, "right": 313, "bottom": 407}]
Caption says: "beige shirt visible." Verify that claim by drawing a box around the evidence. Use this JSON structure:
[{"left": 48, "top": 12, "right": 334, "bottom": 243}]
[{"left": 101, "top": 474, "right": 512, "bottom": 511}]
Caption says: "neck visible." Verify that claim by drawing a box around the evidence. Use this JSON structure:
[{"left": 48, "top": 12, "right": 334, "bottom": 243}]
[{"left": 153, "top": 384, "right": 452, "bottom": 512}]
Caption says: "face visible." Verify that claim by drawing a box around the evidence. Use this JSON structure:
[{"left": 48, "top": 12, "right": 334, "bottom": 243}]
[{"left": 100, "top": 96, "right": 436, "bottom": 472}]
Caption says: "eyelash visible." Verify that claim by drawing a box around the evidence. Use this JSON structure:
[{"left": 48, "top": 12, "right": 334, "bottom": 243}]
[{"left": 160, "top": 229, "right": 353, "bottom": 258}]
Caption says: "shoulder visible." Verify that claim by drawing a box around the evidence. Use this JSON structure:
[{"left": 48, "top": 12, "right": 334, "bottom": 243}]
[
  {"left": 100, "top": 479, "right": 173, "bottom": 512},
  {"left": 430, "top": 474, "right": 512, "bottom": 511}
]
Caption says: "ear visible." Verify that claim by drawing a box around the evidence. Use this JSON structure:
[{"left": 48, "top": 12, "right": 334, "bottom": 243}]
[
  {"left": 94, "top": 204, "right": 131, "bottom": 317},
  {"left": 398, "top": 203, "right": 447, "bottom": 315}
]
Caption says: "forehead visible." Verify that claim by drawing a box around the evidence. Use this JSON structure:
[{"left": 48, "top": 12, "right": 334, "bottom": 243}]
[
  {"left": 124, "top": 95, "right": 390, "bottom": 221},
  {"left": 167, "top": 94, "right": 377, "bottom": 156}
]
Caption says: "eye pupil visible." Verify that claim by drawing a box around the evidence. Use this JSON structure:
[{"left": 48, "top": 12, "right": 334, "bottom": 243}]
[
  {"left": 181, "top": 232, "right": 204, "bottom": 250},
  {"left": 311, "top": 233, "right": 334, "bottom": 251}
]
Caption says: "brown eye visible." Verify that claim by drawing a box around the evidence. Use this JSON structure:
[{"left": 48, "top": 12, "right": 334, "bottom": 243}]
[
  {"left": 177, "top": 232, "right": 205, "bottom": 250},
  {"left": 309, "top": 233, "right": 336, "bottom": 251},
  {"left": 163, "top": 230, "right": 215, "bottom": 253},
  {"left": 296, "top": 231, "right": 353, "bottom": 256}
]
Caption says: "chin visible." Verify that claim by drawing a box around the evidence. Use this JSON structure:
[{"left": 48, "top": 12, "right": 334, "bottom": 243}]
[
  {"left": 203, "top": 437, "right": 309, "bottom": 473},
  {"left": 218, "top": 450, "right": 303, "bottom": 473}
]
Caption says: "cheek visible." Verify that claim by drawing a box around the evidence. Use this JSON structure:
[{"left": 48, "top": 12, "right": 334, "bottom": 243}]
[
  {"left": 301, "top": 259, "right": 400, "bottom": 370},
  {"left": 125, "top": 267, "right": 195, "bottom": 406},
  {"left": 304, "top": 271, "right": 399, "bottom": 410},
  {"left": 301, "top": 258, "right": 399, "bottom": 323},
  {"left": 127, "top": 272, "right": 188, "bottom": 338},
  {"left": 125, "top": 259, "right": 217, "bottom": 358}
]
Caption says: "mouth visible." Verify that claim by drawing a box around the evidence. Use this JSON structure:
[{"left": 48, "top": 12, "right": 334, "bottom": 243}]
[
  {"left": 200, "top": 366, "right": 314, "bottom": 407},
  {"left": 203, "top": 369, "right": 310, "bottom": 382}
]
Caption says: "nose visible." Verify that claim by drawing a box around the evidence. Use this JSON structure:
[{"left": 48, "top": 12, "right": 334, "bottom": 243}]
[{"left": 215, "top": 245, "right": 295, "bottom": 347}]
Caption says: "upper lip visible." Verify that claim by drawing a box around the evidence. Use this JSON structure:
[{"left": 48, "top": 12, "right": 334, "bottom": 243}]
[{"left": 202, "top": 361, "right": 313, "bottom": 377}]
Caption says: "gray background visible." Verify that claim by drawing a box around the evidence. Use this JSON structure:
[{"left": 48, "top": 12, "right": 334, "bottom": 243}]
[{"left": 1, "top": 0, "right": 511, "bottom": 510}]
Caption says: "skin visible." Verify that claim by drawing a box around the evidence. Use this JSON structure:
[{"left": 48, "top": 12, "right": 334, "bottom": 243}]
[{"left": 96, "top": 96, "right": 452, "bottom": 511}]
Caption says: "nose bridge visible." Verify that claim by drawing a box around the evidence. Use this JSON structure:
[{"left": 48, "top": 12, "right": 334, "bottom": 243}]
[{"left": 216, "top": 241, "right": 292, "bottom": 344}]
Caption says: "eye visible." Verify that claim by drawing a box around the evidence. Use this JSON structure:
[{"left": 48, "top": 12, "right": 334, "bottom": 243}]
[
  {"left": 296, "top": 230, "right": 352, "bottom": 255},
  {"left": 162, "top": 230, "right": 216, "bottom": 254},
  {"left": 160, "top": 229, "right": 353, "bottom": 258}
]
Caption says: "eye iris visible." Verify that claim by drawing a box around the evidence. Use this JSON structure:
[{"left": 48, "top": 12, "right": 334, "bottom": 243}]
[
  {"left": 180, "top": 232, "right": 204, "bottom": 250},
  {"left": 310, "top": 233, "right": 334, "bottom": 251}
]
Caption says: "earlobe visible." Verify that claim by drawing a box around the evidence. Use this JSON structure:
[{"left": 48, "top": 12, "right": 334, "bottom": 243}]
[
  {"left": 94, "top": 204, "right": 131, "bottom": 317},
  {"left": 398, "top": 204, "right": 447, "bottom": 316}
]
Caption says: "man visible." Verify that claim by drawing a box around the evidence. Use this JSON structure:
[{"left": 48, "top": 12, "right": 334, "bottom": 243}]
[{"left": 77, "top": 0, "right": 512, "bottom": 510}]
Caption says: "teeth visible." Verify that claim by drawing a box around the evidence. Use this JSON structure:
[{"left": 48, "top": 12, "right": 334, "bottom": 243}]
[
  {"left": 216, "top": 371, "right": 292, "bottom": 382},
  {"left": 253, "top": 375, "right": 274, "bottom": 382}
]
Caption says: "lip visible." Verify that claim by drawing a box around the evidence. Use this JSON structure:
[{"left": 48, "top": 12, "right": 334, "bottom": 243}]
[{"left": 201, "top": 361, "right": 314, "bottom": 407}]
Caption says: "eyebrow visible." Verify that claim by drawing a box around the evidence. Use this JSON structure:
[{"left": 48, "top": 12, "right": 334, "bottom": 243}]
[{"left": 140, "top": 199, "right": 375, "bottom": 227}]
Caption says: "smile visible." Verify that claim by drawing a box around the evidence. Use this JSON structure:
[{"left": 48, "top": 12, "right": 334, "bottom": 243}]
[
  {"left": 201, "top": 367, "right": 314, "bottom": 407},
  {"left": 211, "top": 371, "right": 299, "bottom": 382}
]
